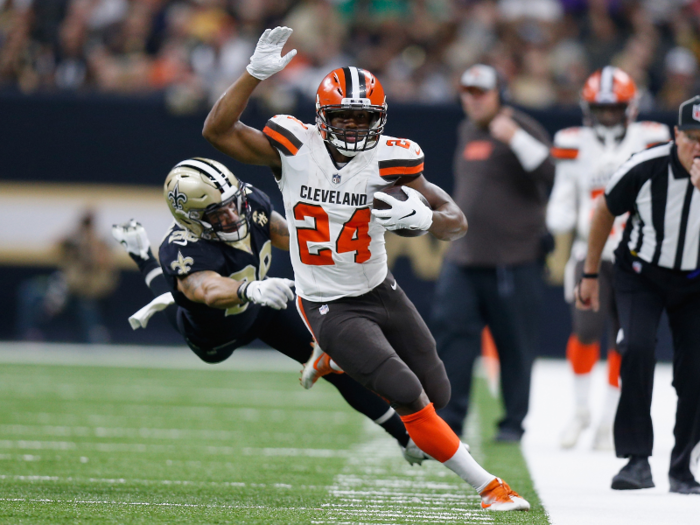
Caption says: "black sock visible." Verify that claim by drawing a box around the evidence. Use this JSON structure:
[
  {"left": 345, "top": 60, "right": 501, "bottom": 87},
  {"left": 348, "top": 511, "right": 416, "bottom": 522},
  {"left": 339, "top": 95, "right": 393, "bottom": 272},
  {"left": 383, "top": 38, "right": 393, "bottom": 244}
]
[
  {"left": 379, "top": 412, "right": 410, "bottom": 448},
  {"left": 130, "top": 247, "right": 158, "bottom": 273},
  {"left": 322, "top": 373, "right": 410, "bottom": 447},
  {"left": 132, "top": 248, "right": 177, "bottom": 330}
]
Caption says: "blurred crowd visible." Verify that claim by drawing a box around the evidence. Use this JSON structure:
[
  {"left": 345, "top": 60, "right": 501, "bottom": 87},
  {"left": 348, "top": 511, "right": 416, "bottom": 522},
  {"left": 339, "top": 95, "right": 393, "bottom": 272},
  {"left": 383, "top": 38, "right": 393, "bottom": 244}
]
[{"left": 1, "top": 0, "right": 700, "bottom": 112}]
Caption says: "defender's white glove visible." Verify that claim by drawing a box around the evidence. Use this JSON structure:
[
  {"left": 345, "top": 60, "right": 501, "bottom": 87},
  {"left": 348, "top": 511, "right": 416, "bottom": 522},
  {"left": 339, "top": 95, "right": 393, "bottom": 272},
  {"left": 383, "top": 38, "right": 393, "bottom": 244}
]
[
  {"left": 245, "top": 278, "right": 295, "bottom": 310},
  {"left": 246, "top": 26, "right": 297, "bottom": 81},
  {"left": 372, "top": 186, "right": 433, "bottom": 232}
]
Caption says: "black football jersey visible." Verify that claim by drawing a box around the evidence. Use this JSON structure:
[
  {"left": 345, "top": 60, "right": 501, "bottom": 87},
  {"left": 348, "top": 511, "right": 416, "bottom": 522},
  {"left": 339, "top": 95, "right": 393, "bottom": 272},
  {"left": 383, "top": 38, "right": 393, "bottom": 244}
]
[{"left": 159, "top": 187, "right": 276, "bottom": 348}]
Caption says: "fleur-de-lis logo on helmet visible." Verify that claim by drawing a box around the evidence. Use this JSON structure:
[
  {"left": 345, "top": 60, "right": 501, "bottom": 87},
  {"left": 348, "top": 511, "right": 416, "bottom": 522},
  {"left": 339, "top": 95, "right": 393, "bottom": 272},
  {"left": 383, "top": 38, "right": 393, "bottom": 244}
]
[{"left": 168, "top": 183, "right": 188, "bottom": 210}]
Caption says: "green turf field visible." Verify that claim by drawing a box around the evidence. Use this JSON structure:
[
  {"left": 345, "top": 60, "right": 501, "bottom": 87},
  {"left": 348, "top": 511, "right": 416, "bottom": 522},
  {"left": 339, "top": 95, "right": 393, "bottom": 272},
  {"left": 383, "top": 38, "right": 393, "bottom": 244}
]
[{"left": 0, "top": 359, "right": 550, "bottom": 524}]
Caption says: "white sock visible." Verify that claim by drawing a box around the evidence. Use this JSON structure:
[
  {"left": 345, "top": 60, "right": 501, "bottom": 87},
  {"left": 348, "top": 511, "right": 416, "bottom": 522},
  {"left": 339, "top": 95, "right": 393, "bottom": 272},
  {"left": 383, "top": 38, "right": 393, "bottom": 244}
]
[
  {"left": 573, "top": 373, "right": 592, "bottom": 413},
  {"left": 442, "top": 442, "right": 495, "bottom": 493}
]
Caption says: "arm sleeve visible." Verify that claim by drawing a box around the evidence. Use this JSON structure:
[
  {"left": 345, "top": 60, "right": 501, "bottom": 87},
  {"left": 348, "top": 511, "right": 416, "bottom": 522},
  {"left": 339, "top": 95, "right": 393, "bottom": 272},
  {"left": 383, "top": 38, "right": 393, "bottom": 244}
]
[
  {"left": 510, "top": 128, "right": 551, "bottom": 172},
  {"left": 512, "top": 111, "right": 555, "bottom": 185},
  {"left": 605, "top": 165, "right": 642, "bottom": 217}
]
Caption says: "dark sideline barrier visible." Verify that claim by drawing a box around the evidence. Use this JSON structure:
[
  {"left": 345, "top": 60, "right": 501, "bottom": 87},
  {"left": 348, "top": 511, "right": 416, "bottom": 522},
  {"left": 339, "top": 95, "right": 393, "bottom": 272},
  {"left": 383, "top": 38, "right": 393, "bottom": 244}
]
[{"left": 0, "top": 93, "right": 675, "bottom": 359}]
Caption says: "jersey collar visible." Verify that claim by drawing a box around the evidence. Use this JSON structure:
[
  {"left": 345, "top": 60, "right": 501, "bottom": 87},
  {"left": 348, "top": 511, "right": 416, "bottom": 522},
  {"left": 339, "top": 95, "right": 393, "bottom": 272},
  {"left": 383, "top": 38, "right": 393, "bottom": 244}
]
[{"left": 670, "top": 143, "right": 691, "bottom": 179}]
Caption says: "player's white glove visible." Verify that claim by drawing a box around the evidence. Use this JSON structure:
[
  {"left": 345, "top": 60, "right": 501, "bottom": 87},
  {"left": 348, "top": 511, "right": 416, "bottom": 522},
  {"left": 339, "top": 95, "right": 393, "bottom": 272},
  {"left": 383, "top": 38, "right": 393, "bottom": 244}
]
[
  {"left": 244, "top": 278, "right": 295, "bottom": 310},
  {"left": 371, "top": 186, "right": 433, "bottom": 232},
  {"left": 246, "top": 26, "right": 297, "bottom": 81}
]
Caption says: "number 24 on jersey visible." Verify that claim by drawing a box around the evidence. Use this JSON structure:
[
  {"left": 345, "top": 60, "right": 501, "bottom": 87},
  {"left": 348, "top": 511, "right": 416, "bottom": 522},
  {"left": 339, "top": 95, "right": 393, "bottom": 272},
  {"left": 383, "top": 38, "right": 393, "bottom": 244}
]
[{"left": 294, "top": 203, "right": 371, "bottom": 265}]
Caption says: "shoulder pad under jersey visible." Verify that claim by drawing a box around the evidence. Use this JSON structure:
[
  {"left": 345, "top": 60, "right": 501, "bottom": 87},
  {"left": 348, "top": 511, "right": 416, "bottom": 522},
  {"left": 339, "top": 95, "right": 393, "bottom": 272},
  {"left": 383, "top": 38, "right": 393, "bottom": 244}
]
[
  {"left": 377, "top": 136, "right": 425, "bottom": 180},
  {"left": 263, "top": 114, "right": 312, "bottom": 156},
  {"left": 551, "top": 127, "right": 582, "bottom": 160},
  {"left": 246, "top": 185, "right": 273, "bottom": 212},
  {"left": 633, "top": 121, "right": 672, "bottom": 148}
]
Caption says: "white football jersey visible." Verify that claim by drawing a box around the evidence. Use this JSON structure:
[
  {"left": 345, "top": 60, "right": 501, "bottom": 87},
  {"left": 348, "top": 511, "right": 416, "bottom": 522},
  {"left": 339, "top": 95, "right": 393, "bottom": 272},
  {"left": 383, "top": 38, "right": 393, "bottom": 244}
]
[
  {"left": 263, "top": 115, "right": 425, "bottom": 301},
  {"left": 547, "top": 121, "right": 670, "bottom": 263}
]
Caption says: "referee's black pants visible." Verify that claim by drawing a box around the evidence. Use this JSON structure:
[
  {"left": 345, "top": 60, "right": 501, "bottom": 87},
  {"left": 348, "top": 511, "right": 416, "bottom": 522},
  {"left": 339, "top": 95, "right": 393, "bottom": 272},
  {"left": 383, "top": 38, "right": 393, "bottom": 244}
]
[{"left": 614, "top": 252, "right": 700, "bottom": 483}]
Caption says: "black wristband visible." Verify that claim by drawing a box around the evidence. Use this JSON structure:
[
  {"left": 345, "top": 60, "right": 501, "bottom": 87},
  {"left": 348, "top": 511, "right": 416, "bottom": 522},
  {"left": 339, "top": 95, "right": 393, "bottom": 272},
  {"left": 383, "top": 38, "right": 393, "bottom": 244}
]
[
  {"left": 581, "top": 272, "right": 599, "bottom": 279},
  {"left": 237, "top": 281, "right": 250, "bottom": 304}
]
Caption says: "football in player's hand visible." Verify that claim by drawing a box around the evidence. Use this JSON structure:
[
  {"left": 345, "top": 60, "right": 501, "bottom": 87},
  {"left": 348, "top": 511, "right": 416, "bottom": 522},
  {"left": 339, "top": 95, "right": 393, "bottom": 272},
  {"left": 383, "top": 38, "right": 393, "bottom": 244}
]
[{"left": 373, "top": 185, "right": 430, "bottom": 237}]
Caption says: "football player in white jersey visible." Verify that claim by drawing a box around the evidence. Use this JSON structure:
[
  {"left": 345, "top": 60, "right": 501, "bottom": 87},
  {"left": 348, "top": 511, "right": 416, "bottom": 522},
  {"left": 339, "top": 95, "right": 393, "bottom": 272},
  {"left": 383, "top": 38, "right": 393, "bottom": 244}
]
[
  {"left": 547, "top": 66, "right": 670, "bottom": 450},
  {"left": 202, "top": 26, "right": 530, "bottom": 511}
]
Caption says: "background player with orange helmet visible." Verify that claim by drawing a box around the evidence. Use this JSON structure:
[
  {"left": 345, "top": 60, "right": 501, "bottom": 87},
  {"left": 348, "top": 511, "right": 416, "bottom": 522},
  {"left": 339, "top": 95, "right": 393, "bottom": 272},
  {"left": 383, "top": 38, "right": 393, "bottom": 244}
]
[
  {"left": 202, "top": 26, "right": 530, "bottom": 511},
  {"left": 547, "top": 66, "right": 670, "bottom": 450}
]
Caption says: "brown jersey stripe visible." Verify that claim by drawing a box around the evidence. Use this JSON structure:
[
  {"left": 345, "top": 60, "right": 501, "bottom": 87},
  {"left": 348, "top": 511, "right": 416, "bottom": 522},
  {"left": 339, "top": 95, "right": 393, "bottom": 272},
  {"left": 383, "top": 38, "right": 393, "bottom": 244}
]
[
  {"left": 263, "top": 128, "right": 297, "bottom": 156},
  {"left": 263, "top": 121, "right": 303, "bottom": 156},
  {"left": 378, "top": 157, "right": 424, "bottom": 169},
  {"left": 379, "top": 162, "right": 424, "bottom": 177},
  {"left": 551, "top": 147, "right": 579, "bottom": 160}
]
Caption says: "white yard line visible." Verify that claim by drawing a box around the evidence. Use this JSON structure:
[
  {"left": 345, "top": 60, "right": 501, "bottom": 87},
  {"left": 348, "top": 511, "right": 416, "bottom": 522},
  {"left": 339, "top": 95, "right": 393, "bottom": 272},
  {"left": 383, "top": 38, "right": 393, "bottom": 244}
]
[
  {"left": 523, "top": 359, "right": 699, "bottom": 525},
  {"left": 0, "top": 474, "right": 309, "bottom": 490},
  {"left": 320, "top": 419, "right": 491, "bottom": 525},
  {"left": 8, "top": 344, "right": 698, "bottom": 522},
  {"left": 0, "top": 342, "right": 297, "bottom": 372},
  {"left": 0, "top": 497, "right": 310, "bottom": 510}
]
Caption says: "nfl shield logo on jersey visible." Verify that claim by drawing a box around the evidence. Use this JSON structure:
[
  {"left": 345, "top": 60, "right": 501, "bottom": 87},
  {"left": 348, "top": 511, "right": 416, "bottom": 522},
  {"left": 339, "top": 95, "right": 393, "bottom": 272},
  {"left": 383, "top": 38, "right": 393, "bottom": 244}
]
[
  {"left": 693, "top": 104, "right": 700, "bottom": 122},
  {"left": 332, "top": 173, "right": 341, "bottom": 185}
]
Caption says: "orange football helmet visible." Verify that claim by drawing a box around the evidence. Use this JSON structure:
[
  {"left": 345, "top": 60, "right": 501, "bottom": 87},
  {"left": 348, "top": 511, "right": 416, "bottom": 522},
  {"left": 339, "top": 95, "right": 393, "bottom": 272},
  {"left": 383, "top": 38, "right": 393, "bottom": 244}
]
[
  {"left": 580, "top": 66, "right": 639, "bottom": 128},
  {"left": 315, "top": 66, "right": 387, "bottom": 156}
]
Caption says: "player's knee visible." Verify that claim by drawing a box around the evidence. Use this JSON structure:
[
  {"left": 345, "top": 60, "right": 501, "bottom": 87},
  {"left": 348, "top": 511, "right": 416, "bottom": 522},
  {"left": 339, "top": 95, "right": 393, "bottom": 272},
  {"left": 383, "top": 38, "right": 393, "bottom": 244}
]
[
  {"left": 394, "top": 392, "right": 431, "bottom": 413},
  {"left": 370, "top": 357, "right": 424, "bottom": 406},
  {"left": 423, "top": 362, "right": 451, "bottom": 410}
]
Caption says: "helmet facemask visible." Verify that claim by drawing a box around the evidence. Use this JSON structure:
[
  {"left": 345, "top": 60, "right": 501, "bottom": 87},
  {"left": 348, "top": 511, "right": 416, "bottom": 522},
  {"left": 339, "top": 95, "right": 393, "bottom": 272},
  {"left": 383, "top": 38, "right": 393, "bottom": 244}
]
[
  {"left": 583, "top": 102, "right": 631, "bottom": 141},
  {"left": 317, "top": 103, "right": 387, "bottom": 157},
  {"left": 200, "top": 189, "right": 251, "bottom": 242}
]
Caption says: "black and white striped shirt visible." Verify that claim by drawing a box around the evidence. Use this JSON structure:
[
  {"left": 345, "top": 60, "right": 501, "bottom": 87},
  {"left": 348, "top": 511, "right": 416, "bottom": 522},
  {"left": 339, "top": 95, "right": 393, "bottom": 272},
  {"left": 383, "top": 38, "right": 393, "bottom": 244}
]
[{"left": 605, "top": 141, "right": 700, "bottom": 271}]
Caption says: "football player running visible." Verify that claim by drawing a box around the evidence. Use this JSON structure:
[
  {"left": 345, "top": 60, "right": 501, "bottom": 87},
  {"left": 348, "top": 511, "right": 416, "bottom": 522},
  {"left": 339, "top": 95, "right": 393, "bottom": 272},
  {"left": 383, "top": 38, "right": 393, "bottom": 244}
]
[
  {"left": 547, "top": 67, "right": 670, "bottom": 450},
  {"left": 201, "top": 26, "right": 529, "bottom": 511},
  {"left": 112, "top": 157, "right": 423, "bottom": 463}
]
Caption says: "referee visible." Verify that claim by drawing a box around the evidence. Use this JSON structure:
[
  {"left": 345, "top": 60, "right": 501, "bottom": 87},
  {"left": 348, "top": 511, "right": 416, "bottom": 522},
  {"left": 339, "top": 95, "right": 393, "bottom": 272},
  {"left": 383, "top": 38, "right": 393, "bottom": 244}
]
[{"left": 577, "top": 95, "right": 700, "bottom": 495}]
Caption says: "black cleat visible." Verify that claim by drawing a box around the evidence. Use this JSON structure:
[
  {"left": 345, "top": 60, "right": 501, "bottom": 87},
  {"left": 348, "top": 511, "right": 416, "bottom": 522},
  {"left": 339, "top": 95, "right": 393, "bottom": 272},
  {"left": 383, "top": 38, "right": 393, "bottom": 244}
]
[
  {"left": 494, "top": 428, "right": 523, "bottom": 443},
  {"left": 669, "top": 477, "right": 700, "bottom": 494},
  {"left": 611, "top": 456, "right": 655, "bottom": 490}
]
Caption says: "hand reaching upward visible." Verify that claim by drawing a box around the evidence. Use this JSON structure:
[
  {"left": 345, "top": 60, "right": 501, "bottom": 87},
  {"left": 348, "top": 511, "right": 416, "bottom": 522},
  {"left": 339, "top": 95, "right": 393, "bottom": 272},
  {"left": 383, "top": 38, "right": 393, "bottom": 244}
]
[{"left": 246, "top": 26, "right": 297, "bottom": 81}]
